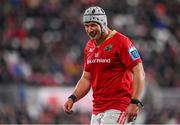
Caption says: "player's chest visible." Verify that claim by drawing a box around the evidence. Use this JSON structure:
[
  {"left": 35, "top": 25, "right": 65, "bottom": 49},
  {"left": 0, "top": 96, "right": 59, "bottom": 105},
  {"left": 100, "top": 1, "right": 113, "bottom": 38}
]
[{"left": 86, "top": 44, "right": 119, "bottom": 65}]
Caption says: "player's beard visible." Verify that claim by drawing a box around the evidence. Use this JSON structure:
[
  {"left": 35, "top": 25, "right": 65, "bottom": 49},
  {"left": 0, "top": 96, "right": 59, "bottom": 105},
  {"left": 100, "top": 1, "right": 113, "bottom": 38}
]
[{"left": 88, "top": 30, "right": 101, "bottom": 40}]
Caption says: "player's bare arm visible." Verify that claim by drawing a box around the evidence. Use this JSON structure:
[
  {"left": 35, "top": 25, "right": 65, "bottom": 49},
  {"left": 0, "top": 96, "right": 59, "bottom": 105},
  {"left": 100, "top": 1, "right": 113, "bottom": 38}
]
[
  {"left": 126, "top": 62, "right": 145, "bottom": 122},
  {"left": 131, "top": 62, "right": 145, "bottom": 99},
  {"left": 64, "top": 71, "right": 91, "bottom": 114},
  {"left": 73, "top": 71, "right": 91, "bottom": 100}
]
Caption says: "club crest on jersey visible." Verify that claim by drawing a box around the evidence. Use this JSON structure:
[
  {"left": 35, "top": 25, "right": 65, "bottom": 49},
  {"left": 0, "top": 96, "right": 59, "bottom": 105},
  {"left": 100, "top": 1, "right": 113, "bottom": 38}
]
[
  {"left": 104, "top": 44, "right": 112, "bottom": 52},
  {"left": 128, "top": 47, "right": 140, "bottom": 60}
]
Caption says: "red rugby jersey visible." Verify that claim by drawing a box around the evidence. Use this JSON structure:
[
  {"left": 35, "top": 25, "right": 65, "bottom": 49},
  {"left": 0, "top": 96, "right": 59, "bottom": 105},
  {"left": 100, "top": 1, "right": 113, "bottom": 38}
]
[{"left": 83, "top": 30, "right": 142, "bottom": 114}]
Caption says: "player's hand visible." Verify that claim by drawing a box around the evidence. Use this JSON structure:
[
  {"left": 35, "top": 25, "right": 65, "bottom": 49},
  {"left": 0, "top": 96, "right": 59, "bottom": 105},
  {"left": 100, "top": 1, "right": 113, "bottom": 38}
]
[
  {"left": 64, "top": 99, "right": 74, "bottom": 114},
  {"left": 125, "top": 104, "right": 139, "bottom": 123}
]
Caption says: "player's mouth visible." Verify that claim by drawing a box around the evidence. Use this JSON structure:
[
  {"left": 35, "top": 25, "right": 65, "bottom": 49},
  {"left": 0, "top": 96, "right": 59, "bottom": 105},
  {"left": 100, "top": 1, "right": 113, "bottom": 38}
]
[{"left": 89, "top": 31, "right": 97, "bottom": 38}]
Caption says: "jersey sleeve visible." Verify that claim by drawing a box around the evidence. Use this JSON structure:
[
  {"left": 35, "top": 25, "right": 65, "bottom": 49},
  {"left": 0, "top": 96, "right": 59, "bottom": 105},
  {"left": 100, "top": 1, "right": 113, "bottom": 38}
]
[
  {"left": 83, "top": 46, "right": 90, "bottom": 72},
  {"left": 118, "top": 37, "right": 142, "bottom": 70}
]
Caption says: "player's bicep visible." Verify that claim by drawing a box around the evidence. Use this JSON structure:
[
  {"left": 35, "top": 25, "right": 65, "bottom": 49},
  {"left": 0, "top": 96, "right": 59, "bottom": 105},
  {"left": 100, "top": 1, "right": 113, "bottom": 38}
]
[
  {"left": 81, "top": 71, "right": 91, "bottom": 82},
  {"left": 132, "top": 63, "right": 145, "bottom": 79},
  {"left": 119, "top": 38, "right": 141, "bottom": 69},
  {"left": 74, "top": 71, "right": 91, "bottom": 93},
  {"left": 73, "top": 71, "right": 91, "bottom": 100}
]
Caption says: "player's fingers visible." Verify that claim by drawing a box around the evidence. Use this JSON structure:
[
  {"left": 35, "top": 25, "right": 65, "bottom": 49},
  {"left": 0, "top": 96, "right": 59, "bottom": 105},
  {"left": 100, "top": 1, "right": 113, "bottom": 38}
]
[
  {"left": 65, "top": 110, "right": 74, "bottom": 114},
  {"left": 135, "top": 108, "right": 139, "bottom": 114},
  {"left": 64, "top": 100, "right": 74, "bottom": 114},
  {"left": 127, "top": 113, "right": 137, "bottom": 123},
  {"left": 129, "top": 116, "right": 137, "bottom": 122},
  {"left": 64, "top": 106, "right": 73, "bottom": 114},
  {"left": 127, "top": 116, "right": 135, "bottom": 123}
]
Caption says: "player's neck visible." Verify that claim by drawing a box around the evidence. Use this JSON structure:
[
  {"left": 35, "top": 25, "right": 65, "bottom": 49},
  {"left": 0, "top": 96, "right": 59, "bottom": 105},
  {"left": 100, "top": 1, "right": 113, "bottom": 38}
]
[{"left": 95, "top": 29, "right": 111, "bottom": 46}]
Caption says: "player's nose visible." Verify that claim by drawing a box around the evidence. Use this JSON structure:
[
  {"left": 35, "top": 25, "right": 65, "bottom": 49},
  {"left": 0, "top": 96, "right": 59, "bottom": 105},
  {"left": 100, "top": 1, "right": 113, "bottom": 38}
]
[{"left": 87, "top": 26, "right": 94, "bottom": 33}]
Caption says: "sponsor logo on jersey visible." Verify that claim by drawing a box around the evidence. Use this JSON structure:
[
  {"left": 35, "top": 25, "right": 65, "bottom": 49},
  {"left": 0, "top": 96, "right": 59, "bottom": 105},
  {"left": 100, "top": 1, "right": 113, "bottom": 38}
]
[
  {"left": 87, "top": 58, "right": 111, "bottom": 64},
  {"left": 104, "top": 44, "right": 112, "bottom": 52},
  {"left": 128, "top": 47, "right": 140, "bottom": 60}
]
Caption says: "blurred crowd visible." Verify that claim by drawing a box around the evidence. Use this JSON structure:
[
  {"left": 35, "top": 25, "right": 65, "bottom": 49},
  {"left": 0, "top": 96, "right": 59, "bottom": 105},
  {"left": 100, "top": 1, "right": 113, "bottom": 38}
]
[
  {"left": 0, "top": 104, "right": 91, "bottom": 124},
  {"left": 0, "top": 0, "right": 180, "bottom": 124},
  {"left": 0, "top": 104, "right": 179, "bottom": 124},
  {"left": 0, "top": 0, "right": 180, "bottom": 87}
]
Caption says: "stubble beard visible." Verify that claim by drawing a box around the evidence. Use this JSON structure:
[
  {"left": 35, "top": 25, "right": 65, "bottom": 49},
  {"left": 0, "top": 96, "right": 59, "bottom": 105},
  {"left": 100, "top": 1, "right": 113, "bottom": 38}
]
[{"left": 88, "top": 31, "right": 101, "bottom": 40}]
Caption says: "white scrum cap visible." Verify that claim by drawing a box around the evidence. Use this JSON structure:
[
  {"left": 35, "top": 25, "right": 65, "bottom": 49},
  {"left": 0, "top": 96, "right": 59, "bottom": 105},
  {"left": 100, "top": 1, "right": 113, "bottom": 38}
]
[{"left": 83, "top": 6, "right": 107, "bottom": 32}]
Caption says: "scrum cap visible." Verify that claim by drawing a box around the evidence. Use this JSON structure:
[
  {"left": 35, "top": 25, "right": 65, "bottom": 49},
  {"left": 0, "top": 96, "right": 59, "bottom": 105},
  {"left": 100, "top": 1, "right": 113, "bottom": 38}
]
[{"left": 83, "top": 6, "right": 107, "bottom": 32}]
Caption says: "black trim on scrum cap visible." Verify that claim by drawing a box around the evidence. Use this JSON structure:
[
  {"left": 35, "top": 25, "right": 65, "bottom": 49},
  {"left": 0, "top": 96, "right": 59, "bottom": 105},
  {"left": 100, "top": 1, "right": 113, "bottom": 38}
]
[
  {"left": 84, "top": 14, "right": 106, "bottom": 16},
  {"left": 83, "top": 21, "right": 104, "bottom": 34},
  {"left": 84, "top": 21, "right": 102, "bottom": 25}
]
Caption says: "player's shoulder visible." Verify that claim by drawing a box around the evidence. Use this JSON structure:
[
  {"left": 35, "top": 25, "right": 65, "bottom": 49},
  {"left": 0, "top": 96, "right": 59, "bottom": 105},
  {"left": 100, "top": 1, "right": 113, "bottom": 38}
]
[
  {"left": 114, "top": 32, "right": 132, "bottom": 46},
  {"left": 115, "top": 31, "right": 130, "bottom": 42},
  {"left": 85, "top": 40, "right": 94, "bottom": 48},
  {"left": 84, "top": 40, "right": 94, "bottom": 52}
]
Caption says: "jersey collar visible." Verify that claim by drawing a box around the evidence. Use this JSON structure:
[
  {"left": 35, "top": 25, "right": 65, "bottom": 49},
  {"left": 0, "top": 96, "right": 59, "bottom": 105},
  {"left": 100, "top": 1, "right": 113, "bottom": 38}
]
[{"left": 93, "top": 30, "right": 117, "bottom": 48}]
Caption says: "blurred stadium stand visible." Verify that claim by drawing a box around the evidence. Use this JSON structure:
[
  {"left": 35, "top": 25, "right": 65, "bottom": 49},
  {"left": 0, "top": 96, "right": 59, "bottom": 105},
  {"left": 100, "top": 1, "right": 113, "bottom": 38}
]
[{"left": 0, "top": 0, "right": 180, "bottom": 124}]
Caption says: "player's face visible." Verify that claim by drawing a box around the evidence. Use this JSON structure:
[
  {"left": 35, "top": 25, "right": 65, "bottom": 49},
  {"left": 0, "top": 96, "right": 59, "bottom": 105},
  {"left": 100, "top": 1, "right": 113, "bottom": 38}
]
[{"left": 84, "top": 22, "right": 102, "bottom": 40}]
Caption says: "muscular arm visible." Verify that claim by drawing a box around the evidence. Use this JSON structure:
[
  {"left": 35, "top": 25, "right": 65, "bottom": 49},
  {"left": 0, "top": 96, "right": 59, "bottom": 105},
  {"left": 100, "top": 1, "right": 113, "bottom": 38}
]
[
  {"left": 131, "top": 62, "right": 145, "bottom": 99},
  {"left": 64, "top": 71, "right": 91, "bottom": 114},
  {"left": 72, "top": 71, "right": 91, "bottom": 101},
  {"left": 126, "top": 62, "right": 145, "bottom": 122}
]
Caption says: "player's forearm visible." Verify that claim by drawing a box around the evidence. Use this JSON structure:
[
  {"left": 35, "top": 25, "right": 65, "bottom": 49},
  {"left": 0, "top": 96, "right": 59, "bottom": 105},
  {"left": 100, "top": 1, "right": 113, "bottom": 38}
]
[
  {"left": 71, "top": 71, "right": 91, "bottom": 101},
  {"left": 72, "top": 78, "right": 91, "bottom": 101},
  {"left": 131, "top": 63, "right": 145, "bottom": 99},
  {"left": 132, "top": 76, "right": 144, "bottom": 99}
]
